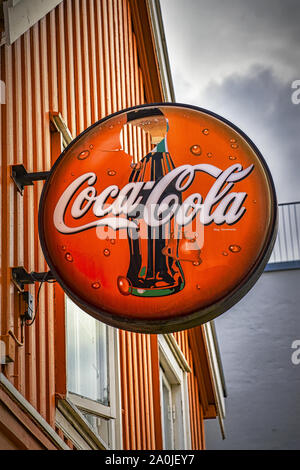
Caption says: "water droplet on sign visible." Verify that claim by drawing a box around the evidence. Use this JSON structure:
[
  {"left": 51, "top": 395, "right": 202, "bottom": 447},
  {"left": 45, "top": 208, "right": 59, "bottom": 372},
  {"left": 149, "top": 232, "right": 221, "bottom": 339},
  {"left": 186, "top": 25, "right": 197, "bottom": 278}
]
[
  {"left": 202, "top": 128, "right": 209, "bottom": 135},
  {"left": 190, "top": 144, "right": 202, "bottom": 156},
  {"left": 91, "top": 282, "right": 101, "bottom": 289},
  {"left": 103, "top": 248, "right": 110, "bottom": 257},
  {"left": 253, "top": 200, "right": 257, "bottom": 204},
  {"left": 230, "top": 138, "right": 237, "bottom": 143},
  {"left": 107, "top": 170, "right": 116, "bottom": 176},
  {"left": 207, "top": 152, "right": 213, "bottom": 158},
  {"left": 89, "top": 144, "right": 94, "bottom": 149},
  {"left": 117, "top": 276, "right": 131, "bottom": 296},
  {"left": 222, "top": 251, "right": 228, "bottom": 256},
  {"left": 192, "top": 260, "right": 201, "bottom": 266},
  {"left": 229, "top": 155, "right": 237, "bottom": 160},
  {"left": 65, "top": 252, "right": 73, "bottom": 262},
  {"left": 77, "top": 150, "right": 90, "bottom": 160},
  {"left": 196, "top": 284, "right": 201, "bottom": 290},
  {"left": 229, "top": 244, "right": 241, "bottom": 253},
  {"left": 110, "top": 239, "right": 116, "bottom": 245},
  {"left": 231, "top": 143, "right": 239, "bottom": 149},
  {"left": 61, "top": 245, "right": 66, "bottom": 251}
]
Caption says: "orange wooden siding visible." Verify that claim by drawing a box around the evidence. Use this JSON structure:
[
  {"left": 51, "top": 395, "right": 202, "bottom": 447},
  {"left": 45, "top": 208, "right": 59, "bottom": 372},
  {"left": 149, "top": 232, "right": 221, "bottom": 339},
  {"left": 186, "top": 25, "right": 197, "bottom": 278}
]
[
  {"left": 174, "top": 329, "right": 210, "bottom": 450},
  {"left": 0, "top": 0, "right": 152, "bottom": 434},
  {"left": 121, "top": 328, "right": 216, "bottom": 450},
  {"left": 0, "top": 0, "right": 216, "bottom": 450}
]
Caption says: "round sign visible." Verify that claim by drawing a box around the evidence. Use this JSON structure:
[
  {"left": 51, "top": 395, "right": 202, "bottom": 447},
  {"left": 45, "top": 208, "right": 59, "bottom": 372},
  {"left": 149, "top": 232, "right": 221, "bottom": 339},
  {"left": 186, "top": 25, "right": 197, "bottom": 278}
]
[{"left": 39, "top": 104, "right": 277, "bottom": 333}]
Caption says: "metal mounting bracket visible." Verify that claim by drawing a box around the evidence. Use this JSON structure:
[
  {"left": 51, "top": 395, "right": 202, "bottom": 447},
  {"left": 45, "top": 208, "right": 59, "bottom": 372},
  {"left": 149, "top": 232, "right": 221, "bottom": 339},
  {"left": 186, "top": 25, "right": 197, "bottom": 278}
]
[
  {"left": 11, "top": 165, "right": 50, "bottom": 194},
  {"left": 11, "top": 267, "right": 56, "bottom": 292},
  {"left": 21, "top": 291, "right": 34, "bottom": 322}
]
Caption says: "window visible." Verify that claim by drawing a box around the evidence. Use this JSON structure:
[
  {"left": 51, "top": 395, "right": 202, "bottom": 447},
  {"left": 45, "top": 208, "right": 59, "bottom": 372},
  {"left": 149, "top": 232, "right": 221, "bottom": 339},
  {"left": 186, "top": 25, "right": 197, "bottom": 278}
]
[
  {"left": 65, "top": 297, "right": 122, "bottom": 449},
  {"left": 160, "top": 367, "right": 175, "bottom": 449},
  {"left": 158, "top": 334, "right": 191, "bottom": 450}
]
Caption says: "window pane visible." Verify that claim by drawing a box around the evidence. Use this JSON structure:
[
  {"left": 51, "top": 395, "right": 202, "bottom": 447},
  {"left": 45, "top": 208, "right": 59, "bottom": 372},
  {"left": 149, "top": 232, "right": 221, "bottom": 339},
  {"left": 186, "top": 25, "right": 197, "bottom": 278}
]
[
  {"left": 81, "top": 410, "right": 111, "bottom": 448},
  {"left": 66, "top": 296, "right": 109, "bottom": 405},
  {"left": 160, "top": 369, "right": 174, "bottom": 450}
]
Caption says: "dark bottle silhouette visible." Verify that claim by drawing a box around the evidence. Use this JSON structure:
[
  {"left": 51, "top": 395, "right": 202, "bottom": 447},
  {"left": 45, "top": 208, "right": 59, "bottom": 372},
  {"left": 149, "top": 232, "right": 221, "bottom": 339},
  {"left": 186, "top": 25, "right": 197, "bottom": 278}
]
[{"left": 125, "top": 108, "right": 185, "bottom": 297}]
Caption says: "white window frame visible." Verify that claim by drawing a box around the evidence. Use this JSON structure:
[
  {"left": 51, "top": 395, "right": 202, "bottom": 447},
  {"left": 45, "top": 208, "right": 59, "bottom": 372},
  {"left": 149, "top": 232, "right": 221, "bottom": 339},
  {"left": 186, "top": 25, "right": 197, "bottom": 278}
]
[
  {"left": 160, "top": 366, "right": 175, "bottom": 449},
  {"left": 66, "top": 317, "right": 122, "bottom": 450},
  {"left": 202, "top": 321, "right": 226, "bottom": 439},
  {"left": 158, "top": 334, "right": 191, "bottom": 450}
]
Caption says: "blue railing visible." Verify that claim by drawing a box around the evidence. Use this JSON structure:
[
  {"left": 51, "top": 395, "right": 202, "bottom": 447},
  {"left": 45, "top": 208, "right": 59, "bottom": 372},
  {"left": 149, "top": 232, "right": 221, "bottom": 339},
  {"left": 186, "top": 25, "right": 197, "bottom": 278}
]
[{"left": 266, "top": 202, "right": 300, "bottom": 271}]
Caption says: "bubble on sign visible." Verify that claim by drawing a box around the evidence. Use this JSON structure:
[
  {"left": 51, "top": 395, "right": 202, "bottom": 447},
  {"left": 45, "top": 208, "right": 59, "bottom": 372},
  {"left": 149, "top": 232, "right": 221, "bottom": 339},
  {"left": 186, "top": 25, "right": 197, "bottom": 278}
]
[
  {"left": 192, "top": 260, "right": 201, "bottom": 266},
  {"left": 65, "top": 252, "right": 73, "bottom": 262},
  {"left": 229, "top": 244, "right": 242, "bottom": 253},
  {"left": 91, "top": 282, "right": 101, "bottom": 289},
  {"left": 77, "top": 150, "right": 90, "bottom": 160},
  {"left": 190, "top": 144, "right": 202, "bottom": 156},
  {"left": 117, "top": 276, "right": 131, "bottom": 296}
]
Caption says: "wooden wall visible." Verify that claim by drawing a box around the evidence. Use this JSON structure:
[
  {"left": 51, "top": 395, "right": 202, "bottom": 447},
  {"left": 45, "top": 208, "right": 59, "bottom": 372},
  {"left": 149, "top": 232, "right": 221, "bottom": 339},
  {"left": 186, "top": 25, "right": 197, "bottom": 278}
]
[
  {"left": 120, "top": 330, "right": 209, "bottom": 450},
  {"left": 0, "top": 0, "right": 215, "bottom": 450}
]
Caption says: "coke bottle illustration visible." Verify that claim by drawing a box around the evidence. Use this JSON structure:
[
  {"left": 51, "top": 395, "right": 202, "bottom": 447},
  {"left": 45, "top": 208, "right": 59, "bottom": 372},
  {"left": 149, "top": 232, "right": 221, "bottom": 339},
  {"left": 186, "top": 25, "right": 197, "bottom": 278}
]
[{"left": 125, "top": 108, "right": 185, "bottom": 297}]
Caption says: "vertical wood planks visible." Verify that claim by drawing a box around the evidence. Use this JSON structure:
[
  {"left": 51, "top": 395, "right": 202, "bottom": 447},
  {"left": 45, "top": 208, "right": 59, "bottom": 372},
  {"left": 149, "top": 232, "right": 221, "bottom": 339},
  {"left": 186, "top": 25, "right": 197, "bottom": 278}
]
[
  {"left": 0, "top": 0, "right": 154, "bottom": 432},
  {"left": 0, "top": 0, "right": 210, "bottom": 451}
]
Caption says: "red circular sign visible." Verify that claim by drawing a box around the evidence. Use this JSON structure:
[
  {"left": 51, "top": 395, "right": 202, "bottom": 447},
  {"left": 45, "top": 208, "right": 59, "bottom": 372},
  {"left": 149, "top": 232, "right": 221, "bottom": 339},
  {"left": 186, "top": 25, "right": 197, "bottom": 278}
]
[{"left": 39, "top": 104, "right": 277, "bottom": 333}]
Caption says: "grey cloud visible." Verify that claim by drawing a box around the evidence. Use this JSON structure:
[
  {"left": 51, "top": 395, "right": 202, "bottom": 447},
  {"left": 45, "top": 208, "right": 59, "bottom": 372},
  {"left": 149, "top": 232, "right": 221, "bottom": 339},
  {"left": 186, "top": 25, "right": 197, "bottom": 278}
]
[
  {"left": 160, "top": 0, "right": 300, "bottom": 203},
  {"left": 161, "top": 0, "right": 300, "bottom": 87},
  {"left": 192, "top": 66, "right": 300, "bottom": 203}
]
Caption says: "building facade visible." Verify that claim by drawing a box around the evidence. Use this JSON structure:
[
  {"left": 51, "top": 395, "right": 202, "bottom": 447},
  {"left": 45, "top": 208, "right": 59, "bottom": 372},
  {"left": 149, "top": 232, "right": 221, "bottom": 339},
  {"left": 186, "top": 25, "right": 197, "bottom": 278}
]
[{"left": 0, "top": 0, "right": 225, "bottom": 450}]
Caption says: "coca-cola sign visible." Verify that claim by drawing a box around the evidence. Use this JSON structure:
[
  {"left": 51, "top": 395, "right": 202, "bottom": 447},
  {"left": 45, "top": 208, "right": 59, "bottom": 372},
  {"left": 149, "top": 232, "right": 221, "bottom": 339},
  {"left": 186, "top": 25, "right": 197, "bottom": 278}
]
[{"left": 39, "top": 104, "right": 277, "bottom": 333}]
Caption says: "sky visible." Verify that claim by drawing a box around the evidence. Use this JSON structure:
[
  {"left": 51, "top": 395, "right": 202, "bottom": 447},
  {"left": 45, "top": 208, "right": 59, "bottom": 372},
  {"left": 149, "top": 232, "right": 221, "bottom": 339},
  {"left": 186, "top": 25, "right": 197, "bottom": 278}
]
[{"left": 160, "top": 0, "right": 300, "bottom": 203}]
